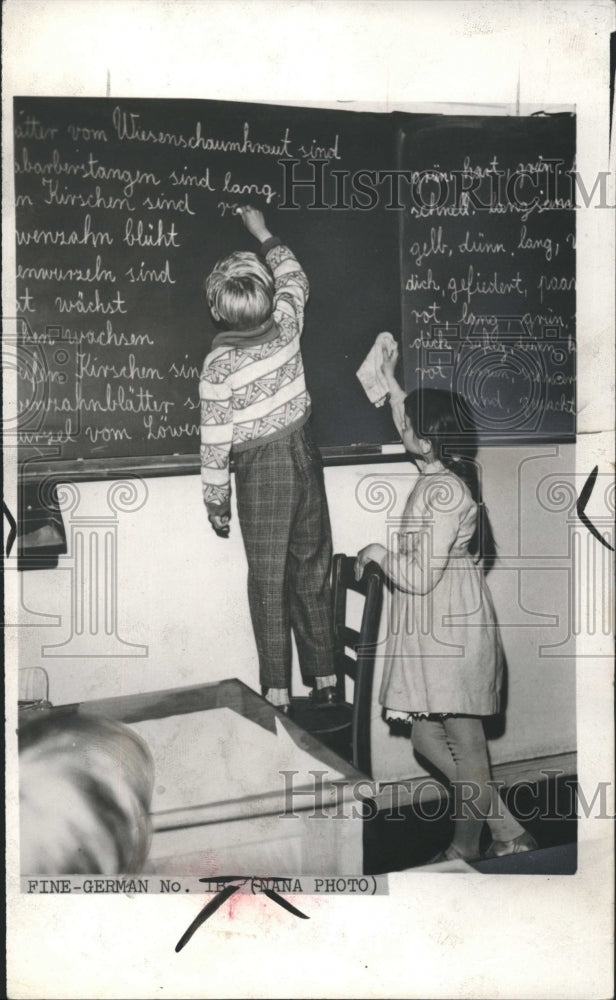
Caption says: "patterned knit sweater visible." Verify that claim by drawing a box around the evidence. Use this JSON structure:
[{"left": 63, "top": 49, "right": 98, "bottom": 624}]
[{"left": 199, "top": 238, "right": 311, "bottom": 515}]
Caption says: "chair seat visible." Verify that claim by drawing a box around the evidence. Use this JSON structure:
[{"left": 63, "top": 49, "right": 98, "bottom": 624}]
[
  {"left": 291, "top": 698, "right": 353, "bottom": 735},
  {"left": 291, "top": 698, "right": 354, "bottom": 761}
]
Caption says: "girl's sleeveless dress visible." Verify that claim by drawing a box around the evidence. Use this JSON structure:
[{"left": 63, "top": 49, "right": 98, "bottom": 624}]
[{"left": 379, "top": 466, "right": 504, "bottom": 717}]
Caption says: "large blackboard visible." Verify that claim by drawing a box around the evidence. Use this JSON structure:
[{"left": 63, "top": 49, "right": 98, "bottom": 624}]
[
  {"left": 397, "top": 113, "right": 576, "bottom": 443},
  {"left": 13, "top": 100, "right": 576, "bottom": 479},
  {"left": 13, "top": 97, "right": 400, "bottom": 478}
]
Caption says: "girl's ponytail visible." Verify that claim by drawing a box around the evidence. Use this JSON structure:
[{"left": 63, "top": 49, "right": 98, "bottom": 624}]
[
  {"left": 445, "top": 454, "right": 497, "bottom": 572},
  {"left": 405, "top": 388, "right": 497, "bottom": 573}
]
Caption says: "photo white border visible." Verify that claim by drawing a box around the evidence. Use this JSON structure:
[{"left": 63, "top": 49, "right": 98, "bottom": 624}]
[{"left": 4, "top": 2, "right": 614, "bottom": 997}]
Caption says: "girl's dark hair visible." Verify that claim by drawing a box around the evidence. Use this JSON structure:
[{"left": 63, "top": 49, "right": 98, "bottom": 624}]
[{"left": 404, "top": 387, "right": 497, "bottom": 572}]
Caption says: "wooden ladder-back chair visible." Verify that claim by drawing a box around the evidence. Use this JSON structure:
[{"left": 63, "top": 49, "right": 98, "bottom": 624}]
[{"left": 291, "top": 554, "right": 384, "bottom": 776}]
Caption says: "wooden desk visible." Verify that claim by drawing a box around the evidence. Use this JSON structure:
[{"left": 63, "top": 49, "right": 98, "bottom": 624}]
[{"left": 47, "top": 679, "right": 371, "bottom": 876}]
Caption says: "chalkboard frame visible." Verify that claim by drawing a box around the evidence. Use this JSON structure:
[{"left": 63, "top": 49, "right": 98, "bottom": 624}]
[
  {"left": 17, "top": 446, "right": 410, "bottom": 484},
  {"left": 13, "top": 98, "right": 576, "bottom": 483}
]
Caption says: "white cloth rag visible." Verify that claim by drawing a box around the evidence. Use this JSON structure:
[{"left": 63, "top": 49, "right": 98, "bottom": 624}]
[{"left": 356, "top": 331, "right": 398, "bottom": 407}]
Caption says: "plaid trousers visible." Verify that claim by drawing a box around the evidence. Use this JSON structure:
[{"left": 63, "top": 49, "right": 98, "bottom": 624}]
[{"left": 234, "top": 421, "right": 335, "bottom": 689}]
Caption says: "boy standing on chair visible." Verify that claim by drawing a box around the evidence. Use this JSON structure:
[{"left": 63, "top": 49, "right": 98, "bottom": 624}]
[{"left": 200, "top": 206, "right": 338, "bottom": 714}]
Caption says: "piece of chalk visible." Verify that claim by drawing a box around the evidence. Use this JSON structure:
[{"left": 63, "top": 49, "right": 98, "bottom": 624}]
[{"left": 234, "top": 207, "right": 242, "bottom": 215}]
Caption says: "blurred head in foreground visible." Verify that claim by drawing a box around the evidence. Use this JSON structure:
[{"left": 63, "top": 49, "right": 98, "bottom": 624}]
[{"left": 19, "top": 713, "right": 154, "bottom": 875}]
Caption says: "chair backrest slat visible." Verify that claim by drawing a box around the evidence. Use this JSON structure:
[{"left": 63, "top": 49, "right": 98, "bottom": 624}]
[
  {"left": 332, "top": 553, "right": 384, "bottom": 776},
  {"left": 340, "top": 625, "right": 360, "bottom": 651}
]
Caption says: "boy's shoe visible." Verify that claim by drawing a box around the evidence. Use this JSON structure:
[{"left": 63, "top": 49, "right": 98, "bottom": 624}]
[
  {"left": 309, "top": 685, "right": 340, "bottom": 707},
  {"left": 483, "top": 830, "right": 538, "bottom": 858},
  {"left": 262, "top": 689, "right": 294, "bottom": 718}
]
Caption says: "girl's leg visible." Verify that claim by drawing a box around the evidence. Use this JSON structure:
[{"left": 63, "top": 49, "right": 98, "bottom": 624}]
[
  {"left": 410, "top": 717, "right": 456, "bottom": 785},
  {"left": 412, "top": 717, "right": 526, "bottom": 846},
  {"left": 412, "top": 716, "right": 489, "bottom": 857},
  {"left": 442, "top": 716, "right": 492, "bottom": 858}
]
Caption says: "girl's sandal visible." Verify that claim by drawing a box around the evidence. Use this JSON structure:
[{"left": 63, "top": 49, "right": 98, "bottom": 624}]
[
  {"left": 425, "top": 843, "right": 479, "bottom": 865},
  {"left": 483, "top": 830, "right": 538, "bottom": 858}
]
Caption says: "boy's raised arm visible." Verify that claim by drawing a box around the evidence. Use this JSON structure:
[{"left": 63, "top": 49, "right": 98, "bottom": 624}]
[
  {"left": 237, "top": 204, "right": 273, "bottom": 244},
  {"left": 237, "top": 205, "right": 309, "bottom": 334}
]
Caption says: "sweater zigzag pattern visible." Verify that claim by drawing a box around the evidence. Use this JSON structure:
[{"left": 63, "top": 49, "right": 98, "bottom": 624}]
[{"left": 199, "top": 244, "right": 311, "bottom": 514}]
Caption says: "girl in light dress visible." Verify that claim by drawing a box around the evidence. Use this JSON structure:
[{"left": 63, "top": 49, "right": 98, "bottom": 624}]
[{"left": 355, "top": 343, "right": 537, "bottom": 863}]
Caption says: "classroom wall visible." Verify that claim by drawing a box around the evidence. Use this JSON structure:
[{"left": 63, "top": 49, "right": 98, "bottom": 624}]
[{"left": 17, "top": 442, "right": 577, "bottom": 781}]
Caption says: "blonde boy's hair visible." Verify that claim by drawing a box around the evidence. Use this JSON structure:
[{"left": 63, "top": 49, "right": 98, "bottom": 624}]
[
  {"left": 205, "top": 251, "right": 274, "bottom": 329},
  {"left": 19, "top": 714, "right": 154, "bottom": 874}
]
